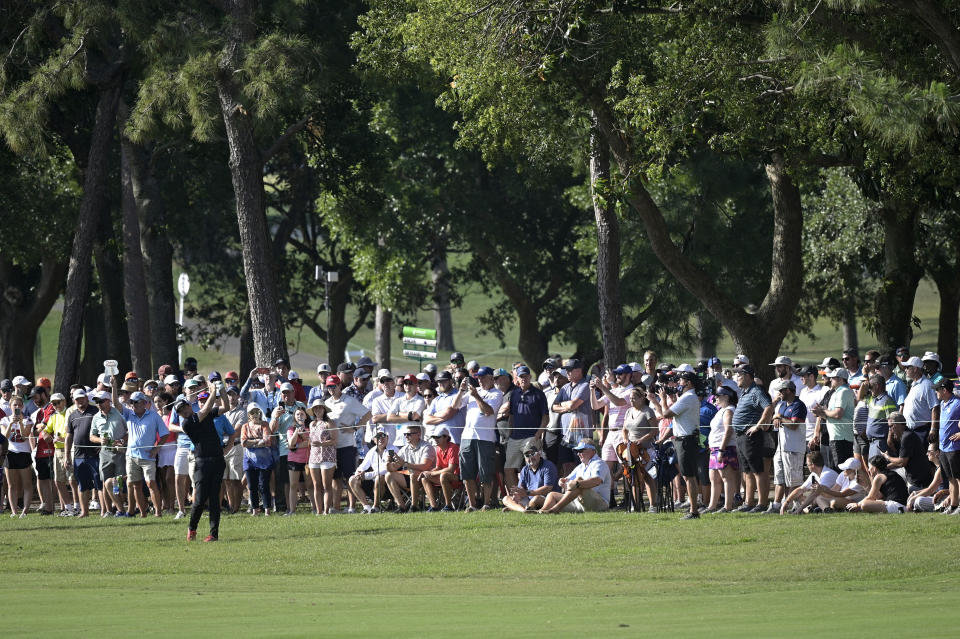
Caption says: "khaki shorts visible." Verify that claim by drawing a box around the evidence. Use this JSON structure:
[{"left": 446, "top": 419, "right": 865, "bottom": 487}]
[
  {"left": 127, "top": 457, "right": 157, "bottom": 483},
  {"left": 561, "top": 486, "right": 610, "bottom": 513},
  {"left": 224, "top": 444, "right": 244, "bottom": 481},
  {"left": 54, "top": 449, "right": 74, "bottom": 482},
  {"left": 773, "top": 450, "right": 804, "bottom": 487},
  {"left": 174, "top": 447, "right": 191, "bottom": 476},
  {"left": 505, "top": 436, "right": 537, "bottom": 470}
]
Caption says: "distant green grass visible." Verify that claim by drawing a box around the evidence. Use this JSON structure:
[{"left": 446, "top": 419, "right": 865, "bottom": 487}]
[
  {"left": 0, "top": 510, "right": 957, "bottom": 637},
  {"left": 33, "top": 279, "right": 944, "bottom": 379}
]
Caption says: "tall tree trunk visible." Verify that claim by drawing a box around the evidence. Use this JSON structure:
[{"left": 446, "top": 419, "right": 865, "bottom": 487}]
[
  {"left": 594, "top": 90, "right": 804, "bottom": 381},
  {"left": 119, "top": 110, "right": 152, "bottom": 378},
  {"left": 0, "top": 259, "right": 67, "bottom": 380},
  {"left": 875, "top": 205, "right": 921, "bottom": 350},
  {"left": 215, "top": 0, "right": 287, "bottom": 368},
  {"left": 430, "top": 235, "right": 455, "bottom": 351},
  {"left": 590, "top": 112, "right": 626, "bottom": 369},
  {"left": 54, "top": 84, "right": 122, "bottom": 393},
  {"left": 325, "top": 270, "right": 355, "bottom": 371},
  {"left": 932, "top": 272, "right": 960, "bottom": 368},
  {"left": 94, "top": 206, "right": 132, "bottom": 372},
  {"left": 842, "top": 299, "right": 859, "bottom": 353},
  {"left": 695, "top": 309, "right": 723, "bottom": 359},
  {"left": 375, "top": 304, "right": 392, "bottom": 371},
  {"left": 239, "top": 308, "right": 255, "bottom": 373},
  {"left": 78, "top": 299, "right": 107, "bottom": 384},
  {"left": 127, "top": 139, "right": 178, "bottom": 373}
]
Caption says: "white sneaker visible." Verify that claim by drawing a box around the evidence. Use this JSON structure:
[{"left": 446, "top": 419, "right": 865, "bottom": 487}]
[
  {"left": 174, "top": 510, "right": 185, "bottom": 520},
  {"left": 90, "top": 500, "right": 100, "bottom": 511},
  {"left": 345, "top": 508, "right": 356, "bottom": 514}
]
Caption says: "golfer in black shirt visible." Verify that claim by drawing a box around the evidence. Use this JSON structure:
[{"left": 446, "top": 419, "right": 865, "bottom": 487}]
[{"left": 173, "top": 385, "right": 227, "bottom": 542}]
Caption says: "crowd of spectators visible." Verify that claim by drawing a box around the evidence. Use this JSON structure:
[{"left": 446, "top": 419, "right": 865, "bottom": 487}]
[{"left": 1, "top": 345, "right": 958, "bottom": 527}]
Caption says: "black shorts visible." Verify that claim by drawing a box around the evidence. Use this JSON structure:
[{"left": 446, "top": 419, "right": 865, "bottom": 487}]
[
  {"left": 287, "top": 461, "right": 306, "bottom": 472},
  {"left": 830, "top": 439, "right": 854, "bottom": 469},
  {"left": 35, "top": 456, "right": 53, "bottom": 480},
  {"left": 335, "top": 446, "right": 357, "bottom": 481},
  {"left": 675, "top": 435, "right": 700, "bottom": 479},
  {"left": 941, "top": 450, "right": 960, "bottom": 481},
  {"left": 763, "top": 431, "right": 778, "bottom": 459},
  {"left": 736, "top": 430, "right": 764, "bottom": 474},
  {"left": 6, "top": 451, "right": 32, "bottom": 470}
]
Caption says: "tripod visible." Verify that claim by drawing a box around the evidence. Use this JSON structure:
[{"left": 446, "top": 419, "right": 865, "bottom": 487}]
[{"left": 654, "top": 443, "right": 675, "bottom": 512}]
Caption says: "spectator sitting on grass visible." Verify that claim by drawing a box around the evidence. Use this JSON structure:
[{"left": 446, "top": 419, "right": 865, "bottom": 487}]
[
  {"left": 815, "top": 457, "right": 869, "bottom": 511},
  {"left": 386, "top": 424, "right": 436, "bottom": 512},
  {"left": 845, "top": 454, "right": 908, "bottom": 513},
  {"left": 883, "top": 411, "right": 934, "bottom": 492},
  {"left": 421, "top": 426, "right": 461, "bottom": 511},
  {"left": 905, "top": 446, "right": 950, "bottom": 512},
  {"left": 537, "top": 439, "right": 611, "bottom": 513},
  {"left": 780, "top": 451, "right": 839, "bottom": 514},
  {"left": 502, "top": 440, "right": 558, "bottom": 512}
]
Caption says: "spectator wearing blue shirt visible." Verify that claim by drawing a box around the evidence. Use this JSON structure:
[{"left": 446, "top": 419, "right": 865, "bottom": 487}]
[
  {"left": 731, "top": 365, "right": 774, "bottom": 513},
  {"left": 123, "top": 392, "right": 170, "bottom": 518},
  {"left": 878, "top": 358, "right": 907, "bottom": 408},
  {"left": 503, "top": 366, "right": 549, "bottom": 491},
  {"left": 935, "top": 379, "right": 960, "bottom": 514},
  {"left": 502, "top": 441, "right": 558, "bottom": 512},
  {"left": 770, "top": 380, "right": 807, "bottom": 514}
]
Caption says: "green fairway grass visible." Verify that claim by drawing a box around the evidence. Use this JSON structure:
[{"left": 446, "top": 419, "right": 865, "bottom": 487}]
[{"left": 1, "top": 510, "right": 957, "bottom": 637}]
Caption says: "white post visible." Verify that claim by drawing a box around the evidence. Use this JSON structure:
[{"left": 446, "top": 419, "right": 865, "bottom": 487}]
[{"left": 177, "top": 273, "right": 190, "bottom": 367}]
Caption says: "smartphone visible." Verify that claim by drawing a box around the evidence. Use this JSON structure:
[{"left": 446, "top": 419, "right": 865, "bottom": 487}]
[{"left": 468, "top": 377, "right": 480, "bottom": 388}]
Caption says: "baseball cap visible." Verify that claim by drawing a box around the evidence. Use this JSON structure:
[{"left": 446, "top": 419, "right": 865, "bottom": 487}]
[
  {"left": 450, "top": 352, "right": 465, "bottom": 363},
  {"left": 562, "top": 358, "right": 583, "bottom": 371},
  {"left": 143, "top": 379, "right": 159, "bottom": 389},
  {"left": 373, "top": 428, "right": 389, "bottom": 439},
  {"left": 225, "top": 371, "right": 239, "bottom": 381},
  {"left": 317, "top": 363, "right": 331, "bottom": 374},
  {"left": 493, "top": 368, "right": 510, "bottom": 378},
  {"left": 552, "top": 368, "right": 569, "bottom": 379},
  {"left": 357, "top": 356, "right": 376, "bottom": 368},
  {"left": 280, "top": 382, "right": 295, "bottom": 392},
  {"left": 184, "top": 379, "right": 201, "bottom": 389},
  {"left": 825, "top": 368, "right": 849, "bottom": 379},
  {"left": 516, "top": 365, "right": 532, "bottom": 376},
  {"left": 30, "top": 386, "right": 47, "bottom": 396},
  {"left": 324, "top": 375, "right": 341, "bottom": 387},
  {"left": 376, "top": 368, "right": 392, "bottom": 381},
  {"left": 732, "top": 354, "right": 749, "bottom": 366},
  {"left": 770, "top": 356, "right": 793, "bottom": 366},
  {"left": 466, "top": 360, "right": 479, "bottom": 370},
  {"left": 903, "top": 356, "right": 924, "bottom": 369},
  {"left": 71, "top": 389, "right": 87, "bottom": 400},
  {"left": 772, "top": 379, "right": 795, "bottom": 392},
  {"left": 838, "top": 458, "right": 861, "bottom": 471},
  {"left": 12, "top": 375, "right": 30, "bottom": 386},
  {"left": 818, "top": 357, "right": 841, "bottom": 369},
  {"left": 476, "top": 366, "right": 495, "bottom": 377},
  {"left": 50, "top": 392, "right": 66, "bottom": 402},
  {"left": 163, "top": 374, "right": 180, "bottom": 386},
  {"left": 631, "top": 362, "right": 644, "bottom": 373},
  {"left": 288, "top": 371, "right": 300, "bottom": 380},
  {"left": 93, "top": 391, "right": 112, "bottom": 403},
  {"left": 402, "top": 374, "right": 418, "bottom": 384},
  {"left": 130, "top": 391, "right": 148, "bottom": 403},
  {"left": 614, "top": 364, "right": 632, "bottom": 375},
  {"left": 430, "top": 426, "right": 451, "bottom": 439},
  {"left": 274, "top": 357, "right": 290, "bottom": 367},
  {"left": 675, "top": 363, "right": 695, "bottom": 373},
  {"left": 895, "top": 346, "right": 910, "bottom": 356},
  {"left": 707, "top": 357, "right": 721, "bottom": 368},
  {"left": 737, "top": 364, "right": 756, "bottom": 377},
  {"left": 716, "top": 385, "right": 738, "bottom": 399},
  {"left": 157, "top": 364, "right": 174, "bottom": 378},
  {"left": 226, "top": 386, "right": 239, "bottom": 395},
  {"left": 337, "top": 362, "right": 356, "bottom": 373},
  {"left": 246, "top": 403, "right": 264, "bottom": 414},
  {"left": 935, "top": 378, "right": 954, "bottom": 391},
  {"left": 208, "top": 371, "right": 222, "bottom": 381},
  {"left": 36, "top": 377, "right": 52, "bottom": 389},
  {"left": 423, "top": 363, "right": 437, "bottom": 375},
  {"left": 416, "top": 372, "right": 430, "bottom": 382},
  {"left": 123, "top": 372, "right": 138, "bottom": 381},
  {"left": 542, "top": 358, "right": 558, "bottom": 370},
  {"left": 521, "top": 440, "right": 541, "bottom": 454},
  {"left": 572, "top": 439, "right": 597, "bottom": 451},
  {"left": 355, "top": 369, "right": 371, "bottom": 380},
  {"left": 436, "top": 370, "right": 453, "bottom": 381},
  {"left": 97, "top": 373, "right": 112, "bottom": 385},
  {"left": 172, "top": 397, "right": 190, "bottom": 413},
  {"left": 921, "top": 352, "right": 941, "bottom": 365},
  {"left": 798, "top": 365, "right": 817, "bottom": 376}
]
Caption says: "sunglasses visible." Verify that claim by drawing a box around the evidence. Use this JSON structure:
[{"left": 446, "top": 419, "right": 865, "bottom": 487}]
[
  {"left": 523, "top": 451, "right": 539, "bottom": 457},
  {"left": 404, "top": 432, "right": 419, "bottom": 436}
]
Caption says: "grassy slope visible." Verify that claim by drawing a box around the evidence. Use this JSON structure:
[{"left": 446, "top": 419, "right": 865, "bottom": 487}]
[
  {"left": 33, "top": 279, "right": 943, "bottom": 379},
  {"left": 1, "top": 511, "right": 957, "bottom": 637}
]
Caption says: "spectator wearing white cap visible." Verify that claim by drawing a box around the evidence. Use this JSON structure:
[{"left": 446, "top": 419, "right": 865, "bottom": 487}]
[
  {"left": 269, "top": 381, "right": 306, "bottom": 513},
  {"left": 64, "top": 389, "right": 101, "bottom": 518},
  {"left": 819, "top": 457, "right": 869, "bottom": 510},
  {"left": 122, "top": 388, "right": 170, "bottom": 518},
  {"left": 902, "top": 356, "right": 938, "bottom": 443},
  {"left": 453, "top": 366, "right": 504, "bottom": 511},
  {"left": 768, "top": 356, "right": 802, "bottom": 402},
  {"left": 385, "top": 374, "right": 426, "bottom": 449},
  {"left": 537, "top": 439, "right": 611, "bottom": 513},
  {"left": 308, "top": 363, "right": 333, "bottom": 405},
  {"left": 922, "top": 352, "right": 944, "bottom": 385},
  {"left": 90, "top": 384, "right": 128, "bottom": 517},
  {"left": 325, "top": 375, "right": 370, "bottom": 513},
  {"left": 421, "top": 426, "right": 462, "bottom": 511},
  {"left": 423, "top": 371, "right": 465, "bottom": 444},
  {"left": 797, "top": 365, "right": 825, "bottom": 450},
  {"left": 385, "top": 424, "right": 436, "bottom": 512},
  {"left": 349, "top": 428, "right": 393, "bottom": 512},
  {"left": 812, "top": 367, "right": 855, "bottom": 468},
  {"left": 364, "top": 369, "right": 398, "bottom": 443},
  {"left": 780, "top": 450, "right": 839, "bottom": 514}
]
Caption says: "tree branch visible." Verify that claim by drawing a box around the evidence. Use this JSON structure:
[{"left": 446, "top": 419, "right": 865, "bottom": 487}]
[{"left": 262, "top": 114, "right": 312, "bottom": 162}]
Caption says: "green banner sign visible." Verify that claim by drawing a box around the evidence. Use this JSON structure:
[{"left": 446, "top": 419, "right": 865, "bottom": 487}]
[{"left": 402, "top": 326, "right": 437, "bottom": 339}]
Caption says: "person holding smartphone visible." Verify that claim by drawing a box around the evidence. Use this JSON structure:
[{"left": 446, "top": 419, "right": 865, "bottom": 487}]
[{"left": 1, "top": 396, "right": 34, "bottom": 517}]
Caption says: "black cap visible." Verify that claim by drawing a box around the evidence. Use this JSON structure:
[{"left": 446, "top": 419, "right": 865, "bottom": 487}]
[
  {"left": 436, "top": 370, "right": 453, "bottom": 381},
  {"left": 450, "top": 352, "right": 464, "bottom": 363},
  {"left": 274, "top": 357, "right": 290, "bottom": 367},
  {"left": 798, "top": 365, "right": 817, "bottom": 376},
  {"left": 184, "top": 357, "right": 198, "bottom": 368},
  {"left": 562, "top": 358, "right": 583, "bottom": 371},
  {"left": 935, "top": 378, "right": 954, "bottom": 391},
  {"left": 738, "top": 364, "right": 756, "bottom": 377},
  {"left": 896, "top": 346, "right": 909, "bottom": 355},
  {"left": 31, "top": 386, "right": 47, "bottom": 396},
  {"left": 678, "top": 371, "right": 697, "bottom": 382},
  {"left": 337, "top": 362, "right": 356, "bottom": 373},
  {"left": 0, "top": 379, "right": 12, "bottom": 392},
  {"left": 542, "top": 358, "right": 557, "bottom": 369}
]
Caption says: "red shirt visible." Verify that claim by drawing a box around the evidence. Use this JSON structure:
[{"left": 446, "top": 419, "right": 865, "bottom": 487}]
[{"left": 434, "top": 442, "right": 460, "bottom": 474}]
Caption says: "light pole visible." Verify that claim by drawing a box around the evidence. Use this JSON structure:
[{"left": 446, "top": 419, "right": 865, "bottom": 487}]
[
  {"left": 315, "top": 266, "right": 338, "bottom": 365},
  {"left": 177, "top": 272, "right": 190, "bottom": 367}
]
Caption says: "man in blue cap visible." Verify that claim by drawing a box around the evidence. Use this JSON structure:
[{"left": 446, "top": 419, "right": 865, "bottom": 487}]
[{"left": 537, "top": 438, "right": 611, "bottom": 513}]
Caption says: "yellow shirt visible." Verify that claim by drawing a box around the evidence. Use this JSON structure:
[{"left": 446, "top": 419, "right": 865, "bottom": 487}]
[{"left": 45, "top": 410, "right": 69, "bottom": 449}]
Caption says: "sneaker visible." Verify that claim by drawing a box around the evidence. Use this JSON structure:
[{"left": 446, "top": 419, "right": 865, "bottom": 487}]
[
  {"left": 441, "top": 505, "right": 455, "bottom": 512},
  {"left": 810, "top": 506, "right": 823, "bottom": 513},
  {"left": 700, "top": 507, "right": 717, "bottom": 515},
  {"left": 681, "top": 511, "right": 700, "bottom": 520},
  {"left": 822, "top": 507, "right": 835, "bottom": 514},
  {"left": 186, "top": 530, "right": 197, "bottom": 542},
  {"left": 174, "top": 510, "right": 185, "bottom": 520},
  {"left": 715, "top": 508, "right": 732, "bottom": 513},
  {"left": 647, "top": 507, "right": 658, "bottom": 514},
  {"left": 749, "top": 504, "right": 767, "bottom": 513},
  {"left": 58, "top": 510, "right": 72, "bottom": 517},
  {"left": 345, "top": 508, "right": 357, "bottom": 514},
  {"left": 90, "top": 500, "right": 100, "bottom": 511},
  {"left": 950, "top": 507, "right": 960, "bottom": 515},
  {"left": 281, "top": 511, "right": 294, "bottom": 517},
  {"left": 425, "top": 506, "right": 439, "bottom": 512},
  {"left": 203, "top": 535, "right": 218, "bottom": 542},
  {"left": 762, "top": 503, "right": 780, "bottom": 514},
  {"left": 734, "top": 503, "right": 755, "bottom": 513},
  {"left": 479, "top": 505, "right": 491, "bottom": 512},
  {"left": 464, "top": 506, "right": 477, "bottom": 513},
  {"left": 674, "top": 500, "right": 689, "bottom": 509},
  {"left": 408, "top": 506, "right": 420, "bottom": 513}
]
